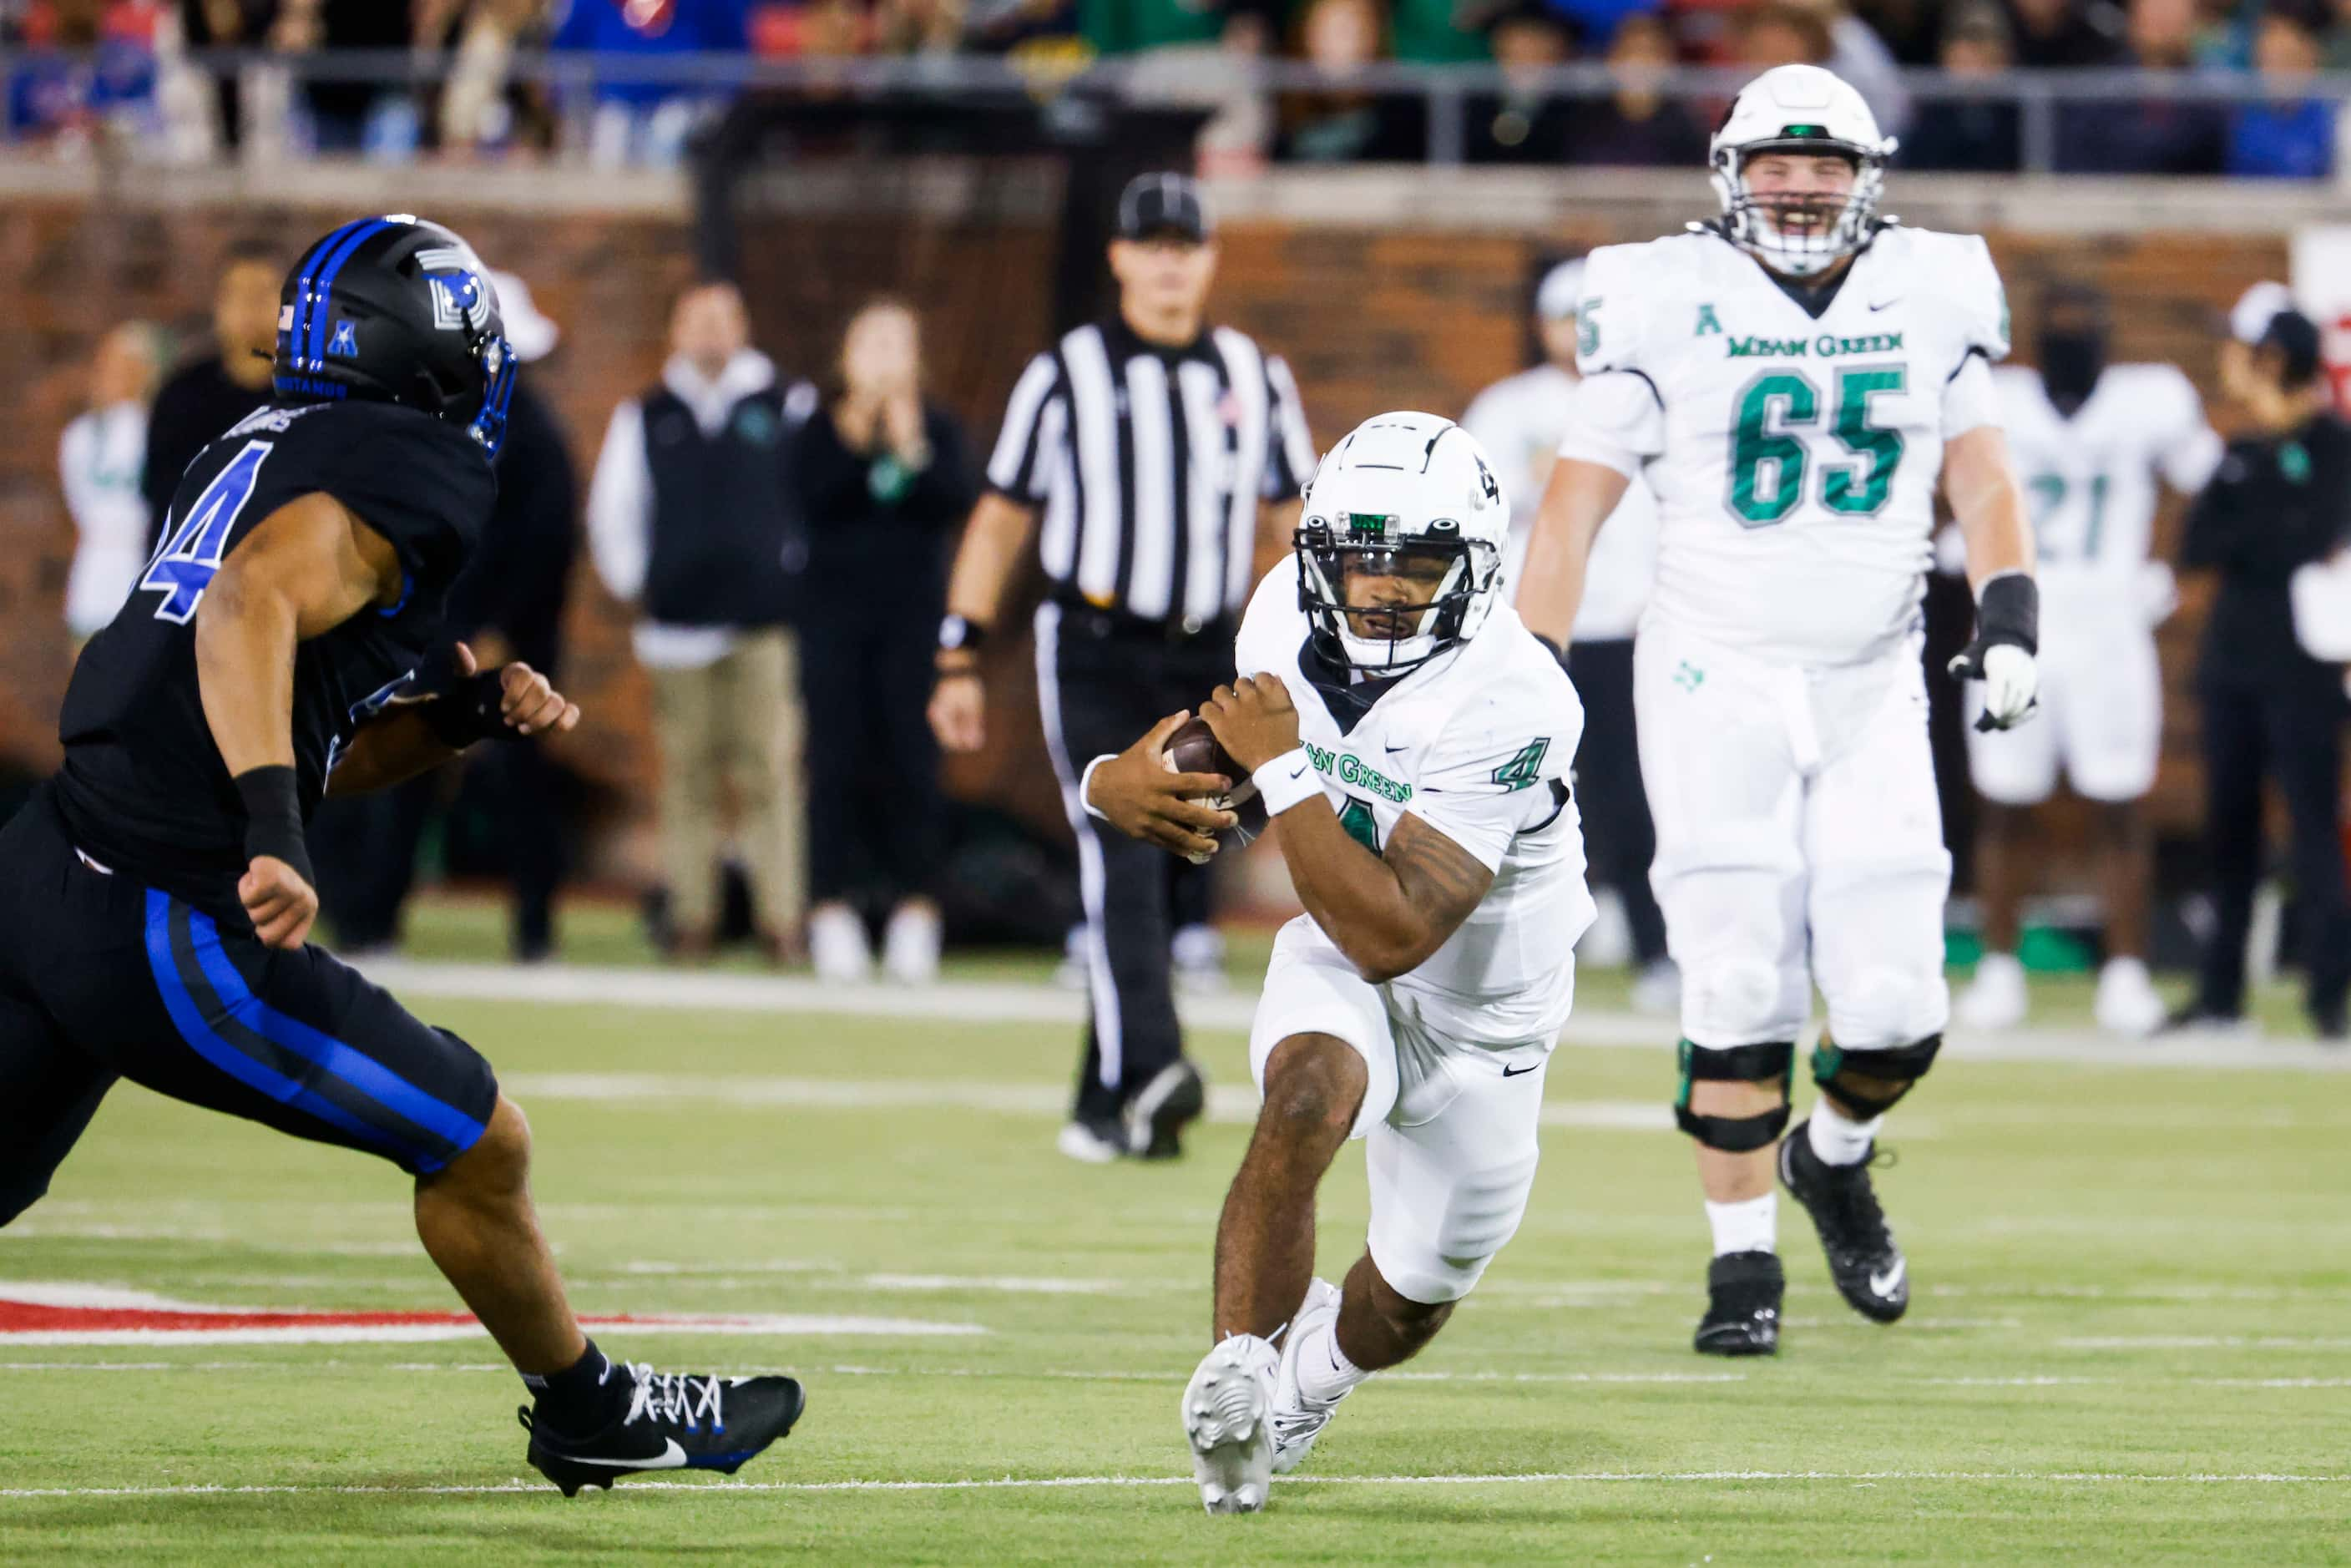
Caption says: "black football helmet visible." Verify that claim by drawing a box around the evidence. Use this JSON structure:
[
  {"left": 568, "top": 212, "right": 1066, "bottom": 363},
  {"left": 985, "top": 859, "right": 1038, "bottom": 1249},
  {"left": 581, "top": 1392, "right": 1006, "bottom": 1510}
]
[{"left": 271, "top": 215, "right": 518, "bottom": 458}]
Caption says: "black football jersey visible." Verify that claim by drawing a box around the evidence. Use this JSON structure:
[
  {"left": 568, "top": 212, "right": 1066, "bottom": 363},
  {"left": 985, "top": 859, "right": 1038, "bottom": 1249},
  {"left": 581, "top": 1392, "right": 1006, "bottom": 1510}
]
[{"left": 50, "top": 399, "right": 495, "bottom": 914}]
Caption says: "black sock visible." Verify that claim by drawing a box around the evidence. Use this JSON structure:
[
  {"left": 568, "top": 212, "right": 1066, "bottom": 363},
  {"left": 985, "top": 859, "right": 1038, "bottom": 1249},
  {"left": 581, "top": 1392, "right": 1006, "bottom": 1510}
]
[{"left": 522, "top": 1338, "right": 624, "bottom": 1436}]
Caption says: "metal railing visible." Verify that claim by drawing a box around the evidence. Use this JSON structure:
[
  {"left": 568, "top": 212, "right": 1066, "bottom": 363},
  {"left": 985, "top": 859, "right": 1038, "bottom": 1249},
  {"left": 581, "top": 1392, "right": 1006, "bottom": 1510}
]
[{"left": 12, "top": 47, "right": 2350, "bottom": 176}]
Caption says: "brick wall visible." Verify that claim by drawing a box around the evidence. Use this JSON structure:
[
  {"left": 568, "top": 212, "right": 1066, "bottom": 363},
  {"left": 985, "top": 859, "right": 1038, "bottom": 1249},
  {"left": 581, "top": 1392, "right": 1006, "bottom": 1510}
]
[{"left": 1, "top": 191, "right": 2288, "bottom": 878}]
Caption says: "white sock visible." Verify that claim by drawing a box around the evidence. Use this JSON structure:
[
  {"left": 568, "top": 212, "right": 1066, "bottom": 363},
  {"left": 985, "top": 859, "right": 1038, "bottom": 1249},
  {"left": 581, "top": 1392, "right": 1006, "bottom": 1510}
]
[
  {"left": 1808, "top": 1099, "right": 1883, "bottom": 1166},
  {"left": 1292, "top": 1318, "right": 1369, "bottom": 1404},
  {"left": 1976, "top": 950, "right": 2024, "bottom": 983},
  {"left": 1704, "top": 1193, "right": 1777, "bottom": 1257}
]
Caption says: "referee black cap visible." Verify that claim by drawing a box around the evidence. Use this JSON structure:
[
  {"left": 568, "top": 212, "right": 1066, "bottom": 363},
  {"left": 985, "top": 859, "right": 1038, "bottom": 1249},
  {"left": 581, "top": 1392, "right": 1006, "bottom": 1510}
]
[{"left": 1117, "top": 173, "right": 1214, "bottom": 245}]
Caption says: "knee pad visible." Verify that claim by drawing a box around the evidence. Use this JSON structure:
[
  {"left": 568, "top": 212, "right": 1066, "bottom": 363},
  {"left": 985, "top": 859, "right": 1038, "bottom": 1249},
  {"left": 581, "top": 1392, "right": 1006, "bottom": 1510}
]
[
  {"left": 1831, "top": 964, "right": 1949, "bottom": 1047},
  {"left": 1812, "top": 1034, "right": 1942, "bottom": 1119},
  {"left": 1673, "top": 1039, "right": 1794, "bottom": 1152},
  {"left": 1682, "top": 959, "right": 1790, "bottom": 1039}
]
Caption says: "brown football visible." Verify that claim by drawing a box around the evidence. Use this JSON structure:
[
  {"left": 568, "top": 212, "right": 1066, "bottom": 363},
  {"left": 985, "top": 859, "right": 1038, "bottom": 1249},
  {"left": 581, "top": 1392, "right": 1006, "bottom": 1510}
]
[{"left": 1162, "top": 716, "right": 1244, "bottom": 793}]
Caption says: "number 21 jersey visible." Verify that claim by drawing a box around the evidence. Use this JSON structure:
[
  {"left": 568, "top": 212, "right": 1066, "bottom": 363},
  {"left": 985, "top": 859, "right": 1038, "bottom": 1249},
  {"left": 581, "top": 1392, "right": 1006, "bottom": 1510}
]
[{"left": 1563, "top": 225, "right": 2010, "bottom": 666}]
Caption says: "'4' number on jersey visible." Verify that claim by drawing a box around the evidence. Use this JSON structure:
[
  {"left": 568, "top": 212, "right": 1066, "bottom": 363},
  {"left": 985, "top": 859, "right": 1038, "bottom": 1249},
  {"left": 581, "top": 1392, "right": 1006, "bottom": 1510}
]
[{"left": 140, "top": 440, "right": 275, "bottom": 623}]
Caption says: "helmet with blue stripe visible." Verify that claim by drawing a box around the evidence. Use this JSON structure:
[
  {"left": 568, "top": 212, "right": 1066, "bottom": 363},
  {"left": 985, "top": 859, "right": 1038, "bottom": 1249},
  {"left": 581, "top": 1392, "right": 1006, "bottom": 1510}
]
[{"left": 272, "top": 215, "right": 518, "bottom": 458}]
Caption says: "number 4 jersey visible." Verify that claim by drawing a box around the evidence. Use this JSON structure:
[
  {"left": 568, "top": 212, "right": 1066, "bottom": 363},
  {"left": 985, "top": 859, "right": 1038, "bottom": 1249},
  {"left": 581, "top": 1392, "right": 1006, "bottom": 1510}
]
[
  {"left": 1563, "top": 224, "right": 2010, "bottom": 666},
  {"left": 1236, "top": 554, "right": 1598, "bottom": 1049},
  {"left": 51, "top": 399, "right": 493, "bottom": 915}
]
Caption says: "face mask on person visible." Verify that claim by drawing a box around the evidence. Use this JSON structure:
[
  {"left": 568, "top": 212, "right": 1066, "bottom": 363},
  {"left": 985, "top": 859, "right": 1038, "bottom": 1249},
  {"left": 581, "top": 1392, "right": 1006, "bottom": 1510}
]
[{"left": 2039, "top": 327, "right": 2107, "bottom": 415}]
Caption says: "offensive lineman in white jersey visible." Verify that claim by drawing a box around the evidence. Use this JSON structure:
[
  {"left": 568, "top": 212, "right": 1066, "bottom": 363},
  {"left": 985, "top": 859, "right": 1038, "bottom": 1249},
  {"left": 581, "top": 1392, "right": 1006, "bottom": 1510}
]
[
  {"left": 1519, "top": 64, "right": 2040, "bottom": 1356},
  {"left": 1085, "top": 412, "right": 1595, "bottom": 1512},
  {"left": 1955, "top": 282, "right": 2222, "bottom": 1037}
]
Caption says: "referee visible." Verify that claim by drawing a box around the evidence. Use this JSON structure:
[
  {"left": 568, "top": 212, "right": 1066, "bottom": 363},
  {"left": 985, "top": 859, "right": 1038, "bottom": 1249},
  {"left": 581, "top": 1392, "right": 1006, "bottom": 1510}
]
[{"left": 929, "top": 172, "right": 1317, "bottom": 1163}]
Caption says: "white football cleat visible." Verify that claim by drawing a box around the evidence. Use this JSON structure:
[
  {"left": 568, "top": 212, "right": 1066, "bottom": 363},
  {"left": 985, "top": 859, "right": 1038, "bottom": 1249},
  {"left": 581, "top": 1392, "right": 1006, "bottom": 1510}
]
[
  {"left": 1270, "top": 1277, "right": 1353, "bottom": 1474},
  {"left": 2093, "top": 957, "right": 2166, "bottom": 1038},
  {"left": 1182, "top": 1335, "right": 1277, "bottom": 1515},
  {"left": 1956, "top": 951, "right": 2027, "bottom": 1030}
]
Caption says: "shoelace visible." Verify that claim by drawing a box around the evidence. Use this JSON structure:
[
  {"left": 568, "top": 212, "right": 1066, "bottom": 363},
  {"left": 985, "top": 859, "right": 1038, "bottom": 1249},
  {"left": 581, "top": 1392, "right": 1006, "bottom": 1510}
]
[{"left": 623, "top": 1363, "right": 726, "bottom": 1434}]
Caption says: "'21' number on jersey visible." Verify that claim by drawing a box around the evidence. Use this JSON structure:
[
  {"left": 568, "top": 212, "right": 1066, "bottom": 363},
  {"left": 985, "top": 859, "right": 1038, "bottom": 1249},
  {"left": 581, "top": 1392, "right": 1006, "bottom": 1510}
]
[
  {"left": 1727, "top": 367, "right": 1906, "bottom": 528},
  {"left": 140, "top": 440, "right": 275, "bottom": 623}
]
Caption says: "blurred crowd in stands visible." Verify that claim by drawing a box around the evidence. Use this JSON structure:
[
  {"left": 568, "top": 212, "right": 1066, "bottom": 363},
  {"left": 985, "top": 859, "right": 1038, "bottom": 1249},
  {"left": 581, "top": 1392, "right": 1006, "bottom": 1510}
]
[{"left": 7, "top": 0, "right": 2351, "bottom": 176}]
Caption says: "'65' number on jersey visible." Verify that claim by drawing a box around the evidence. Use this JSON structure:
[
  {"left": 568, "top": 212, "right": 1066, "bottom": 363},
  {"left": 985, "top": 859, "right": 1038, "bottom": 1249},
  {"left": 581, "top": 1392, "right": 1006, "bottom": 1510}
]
[
  {"left": 1726, "top": 367, "right": 1907, "bottom": 528},
  {"left": 140, "top": 439, "right": 275, "bottom": 623}
]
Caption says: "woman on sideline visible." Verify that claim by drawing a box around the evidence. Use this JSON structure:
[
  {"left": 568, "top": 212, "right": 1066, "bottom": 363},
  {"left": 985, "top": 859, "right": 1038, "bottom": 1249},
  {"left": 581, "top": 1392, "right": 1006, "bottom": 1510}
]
[
  {"left": 60, "top": 321, "right": 161, "bottom": 649},
  {"left": 791, "top": 298, "right": 978, "bottom": 984}
]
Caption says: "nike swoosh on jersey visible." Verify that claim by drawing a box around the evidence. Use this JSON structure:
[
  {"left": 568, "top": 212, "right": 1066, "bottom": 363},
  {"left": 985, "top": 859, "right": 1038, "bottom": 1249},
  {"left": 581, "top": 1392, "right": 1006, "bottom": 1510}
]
[
  {"left": 1868, "top": 1259, "right": 1906, "bottom": 1297},
  {"left": 565, "top": 1438, "right": 690, "bottom": 1469},
  {"left": 1868, "top": 298, "right": 1899, "bottom": 311},
  {"left": 1501, "top": 1061, "right": 1540, "bottom": 1078}
]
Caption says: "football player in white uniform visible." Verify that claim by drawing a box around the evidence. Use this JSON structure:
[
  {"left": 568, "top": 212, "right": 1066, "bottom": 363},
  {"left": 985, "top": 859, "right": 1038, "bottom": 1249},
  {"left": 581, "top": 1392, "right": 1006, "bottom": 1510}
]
[
  {"left": 1519, "top": 64, "right": 2039, "bottom": 1356},
  {"left": 1085, "top": 412, "right": 1595, "bottom": 1513},
  {"left": 1955, "top": 282, "right": 2222, "bottom": 1037},
  {"left": 1464, "top": 258, "right": 1675, "bottom": 1010}
]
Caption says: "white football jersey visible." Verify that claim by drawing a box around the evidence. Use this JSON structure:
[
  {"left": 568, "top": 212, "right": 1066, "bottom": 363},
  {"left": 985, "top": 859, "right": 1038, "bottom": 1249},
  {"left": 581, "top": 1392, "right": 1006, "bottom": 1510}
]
[
  {"left": 1565, "top": 225, "right": 2010, "bottom": 665},
  {"left": 1236, "top": 555, "right": 1599, "bottom": 1049},
  {"left": 1461, "top": 362, "right": 1660, "bottom": 640},
  {"left": 1993, "top": 362, "right": 2222, "bottom": 611}
]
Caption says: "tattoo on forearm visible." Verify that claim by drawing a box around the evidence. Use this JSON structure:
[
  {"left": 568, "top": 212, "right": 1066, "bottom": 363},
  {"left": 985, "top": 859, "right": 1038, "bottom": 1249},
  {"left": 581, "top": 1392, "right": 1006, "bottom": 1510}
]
[{"left": 1385, "top": 816, "right": 1494, "bottom": 934}]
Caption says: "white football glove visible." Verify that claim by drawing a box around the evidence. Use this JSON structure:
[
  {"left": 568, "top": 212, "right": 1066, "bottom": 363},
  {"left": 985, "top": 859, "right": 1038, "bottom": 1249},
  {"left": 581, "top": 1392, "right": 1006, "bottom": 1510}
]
[{"left": 1950, "top": 641, "right": 2039, "bottom": 731}]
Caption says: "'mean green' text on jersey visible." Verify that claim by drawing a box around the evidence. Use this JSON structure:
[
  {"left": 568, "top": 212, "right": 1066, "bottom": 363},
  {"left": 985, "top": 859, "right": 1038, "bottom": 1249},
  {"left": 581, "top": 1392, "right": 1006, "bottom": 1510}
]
[
  {"left": 1568, "top": 225, "right": 2010, "bottom": 665},
  {"left": 51, "top": 399, "right": 493, "bottom": 919},
  {"left": 1236, "top": 555, "right": 1598, "bottom": 1050},
  {"left": 1991, "top": 362, "right": 2222, "bottom": 610}
]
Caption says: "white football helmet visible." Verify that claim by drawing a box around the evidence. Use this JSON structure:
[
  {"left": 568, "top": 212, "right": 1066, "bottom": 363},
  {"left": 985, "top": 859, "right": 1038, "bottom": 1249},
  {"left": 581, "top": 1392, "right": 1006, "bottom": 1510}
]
[
  {"left": 1708, "top": 64, "right": 1894, "bottom": 279},
  {"left": 1295, "top": 412, "right": 1508, "bottom": 675}
]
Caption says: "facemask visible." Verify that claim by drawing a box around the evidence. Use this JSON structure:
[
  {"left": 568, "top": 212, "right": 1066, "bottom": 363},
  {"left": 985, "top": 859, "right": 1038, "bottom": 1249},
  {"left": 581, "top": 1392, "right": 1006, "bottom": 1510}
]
[{"left": 2040, "top": 328, "right": 2107, "bottom": 415}]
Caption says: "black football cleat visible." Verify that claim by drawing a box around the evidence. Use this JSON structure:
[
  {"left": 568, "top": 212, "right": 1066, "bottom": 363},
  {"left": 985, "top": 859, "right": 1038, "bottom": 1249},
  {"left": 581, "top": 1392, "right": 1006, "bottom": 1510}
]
[
  {"left": 1780, "top": 1121, "right": 1909, "bottom": 1323},
  {"left": 1124, "top": 1059, "right": 1206, "bottom": 1160},
  {"left": 1693, "top": 1249, "right": 1783, "bottom": 1356},
  {"left": 520, "top": 1363, "right": 806, "bottom": 1495}
]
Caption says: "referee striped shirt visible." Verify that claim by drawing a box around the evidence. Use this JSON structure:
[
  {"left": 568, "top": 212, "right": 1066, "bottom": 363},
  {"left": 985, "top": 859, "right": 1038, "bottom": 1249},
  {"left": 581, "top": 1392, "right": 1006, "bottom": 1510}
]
[{"left": 986, "top": 317, "right": 1318, "bottom": 629}]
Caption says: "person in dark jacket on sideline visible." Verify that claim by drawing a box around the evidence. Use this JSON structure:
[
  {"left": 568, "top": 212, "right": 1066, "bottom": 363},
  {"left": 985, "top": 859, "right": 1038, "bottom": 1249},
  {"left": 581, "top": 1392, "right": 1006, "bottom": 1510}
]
[
  {"left": 792, "top": 299, "right": 977, "bottom": 985},
  {"left": 312, "top": 271, "right": 580, "bottom": 962},
  {"left": 141, "top": 238, "right": 280, "bottom": 551},
  {"left": 2171, "top": 306, "right": 2351, "bottom": 1040}
]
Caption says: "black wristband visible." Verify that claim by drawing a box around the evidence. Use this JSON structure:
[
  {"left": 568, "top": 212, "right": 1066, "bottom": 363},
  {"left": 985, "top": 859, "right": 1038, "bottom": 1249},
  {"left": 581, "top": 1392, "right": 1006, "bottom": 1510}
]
[
  {"left": 418, "top": 670, "right": 513, "bottom": 750},
  {"left": 1530, "top": 631, "right": 1570, "bottom": 669},
  {"left": 1974, "top": 572, "right": 2039, "bottom": 656},
  {"left": 234, "top": 765, "right": 315, "bottom": 886}
]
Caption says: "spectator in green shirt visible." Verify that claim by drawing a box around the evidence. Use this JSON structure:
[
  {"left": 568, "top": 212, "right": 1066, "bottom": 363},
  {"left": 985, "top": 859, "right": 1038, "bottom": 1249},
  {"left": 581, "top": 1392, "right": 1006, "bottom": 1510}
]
[{"left": 1393, "top": 0, "right": 1503, "bottom": 62}]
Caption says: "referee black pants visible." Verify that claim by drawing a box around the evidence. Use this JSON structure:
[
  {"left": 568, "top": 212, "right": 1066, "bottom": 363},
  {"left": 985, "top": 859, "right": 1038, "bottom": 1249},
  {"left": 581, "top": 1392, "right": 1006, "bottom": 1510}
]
[
  {"left": 1565, "top": 637, "right": 1667, "bottom": 969},
  {"left": 1036, "top": 602, "right": 1233, "bottom": 1123},
  {"left": 2193, "top": 665, "right": 2351, "bottom": 1020}
]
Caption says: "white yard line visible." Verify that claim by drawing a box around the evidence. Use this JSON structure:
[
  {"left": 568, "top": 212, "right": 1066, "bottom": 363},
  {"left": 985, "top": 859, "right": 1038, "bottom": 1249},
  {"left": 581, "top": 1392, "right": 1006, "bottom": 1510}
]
[
  {"left": 0, "top": 1467, "right": 2343, "bottom": 1500},
  {"left": 7, "top": 1361, "right": 2349, "bottom": 1391},
  {"left": 361, "top": 959, "right": 2351, "bottom": 1072}
]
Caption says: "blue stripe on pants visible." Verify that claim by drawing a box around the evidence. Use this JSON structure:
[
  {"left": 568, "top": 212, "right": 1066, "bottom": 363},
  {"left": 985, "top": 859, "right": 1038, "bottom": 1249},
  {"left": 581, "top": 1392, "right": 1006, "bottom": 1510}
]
[
  {"left": 141, "top": 891, "right": 428, "bottom": 1169},
  {"left": 185, "top": 909, "right": 487, "bottom": 1154}
]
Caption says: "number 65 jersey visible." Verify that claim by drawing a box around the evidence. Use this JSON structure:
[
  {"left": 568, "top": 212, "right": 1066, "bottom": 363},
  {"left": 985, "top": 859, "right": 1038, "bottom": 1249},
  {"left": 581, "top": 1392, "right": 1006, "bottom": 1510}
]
[{"left": 1563, "top": 224, "right": 2010, "bottom": 667}]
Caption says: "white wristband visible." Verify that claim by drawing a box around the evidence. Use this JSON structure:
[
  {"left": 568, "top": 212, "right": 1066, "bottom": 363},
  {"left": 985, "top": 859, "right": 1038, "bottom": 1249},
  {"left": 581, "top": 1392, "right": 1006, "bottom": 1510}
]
[
  {"left": 1079, "top": 754, "right": 1116, "bottom": 822},
  {"left": 1251, "top": 748, "right": 1322, "bottom": 817}
]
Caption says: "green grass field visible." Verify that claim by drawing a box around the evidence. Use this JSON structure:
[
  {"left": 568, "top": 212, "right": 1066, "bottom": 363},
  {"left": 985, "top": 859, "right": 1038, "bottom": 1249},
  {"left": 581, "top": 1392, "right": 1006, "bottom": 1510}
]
[{"left": 2, "top": 908, "right": 2347, "bottom": 1564}]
